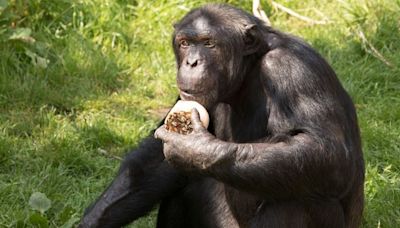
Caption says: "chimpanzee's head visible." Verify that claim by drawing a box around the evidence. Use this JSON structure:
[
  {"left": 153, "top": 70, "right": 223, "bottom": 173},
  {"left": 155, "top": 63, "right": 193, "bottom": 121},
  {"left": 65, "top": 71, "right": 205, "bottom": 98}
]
[{"left": 172, "top": 4, "right": 265, "bottom": 109}]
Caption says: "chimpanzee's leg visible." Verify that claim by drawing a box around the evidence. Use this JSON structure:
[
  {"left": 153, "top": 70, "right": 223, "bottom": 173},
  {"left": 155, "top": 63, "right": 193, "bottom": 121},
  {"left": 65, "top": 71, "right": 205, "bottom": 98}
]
[
  {"left": 79, "top": 136, "right": 187, "bottom": 228},
  {"left": 250, "top": 200, "right": 345, "bottom": 228},
  {"left": 156, "top": 193, "right": 186, "bottom": 228}
]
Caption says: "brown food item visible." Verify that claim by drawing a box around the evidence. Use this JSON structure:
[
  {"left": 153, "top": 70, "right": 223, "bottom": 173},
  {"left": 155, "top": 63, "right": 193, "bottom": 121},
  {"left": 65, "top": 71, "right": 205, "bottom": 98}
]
[
  {"left": 164, "top": 100, "right": 209, "bottom": 134},
  {"left": 165, "top": 111, "right": 194, "bottom": 134}
]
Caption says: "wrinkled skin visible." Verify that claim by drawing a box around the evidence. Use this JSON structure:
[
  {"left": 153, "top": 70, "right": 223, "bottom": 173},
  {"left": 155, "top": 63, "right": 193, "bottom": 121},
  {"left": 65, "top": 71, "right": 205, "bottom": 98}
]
[
  {"left": 155, "top": 109, "right": 235, "bottom": 173},
  {"left": 79, "top": 4, "right": 364, "bottom": 228}
]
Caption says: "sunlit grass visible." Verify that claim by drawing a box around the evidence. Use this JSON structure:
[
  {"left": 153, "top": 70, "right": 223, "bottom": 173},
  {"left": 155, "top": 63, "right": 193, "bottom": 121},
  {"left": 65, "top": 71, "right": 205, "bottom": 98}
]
[{"left": 0, "top": 0, "right": 399, "bottom": 227}]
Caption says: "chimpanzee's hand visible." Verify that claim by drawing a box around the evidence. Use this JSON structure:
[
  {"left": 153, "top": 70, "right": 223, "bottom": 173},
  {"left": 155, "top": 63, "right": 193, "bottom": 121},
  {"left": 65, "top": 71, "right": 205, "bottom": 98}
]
[{"left": 155, "top": 109, "right": 232, "bottom": 172}]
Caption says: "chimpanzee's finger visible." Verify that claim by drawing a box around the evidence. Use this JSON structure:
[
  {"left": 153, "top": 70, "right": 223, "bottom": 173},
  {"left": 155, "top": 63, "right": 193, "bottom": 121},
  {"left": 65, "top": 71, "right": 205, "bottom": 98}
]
[
  {"left": 191, "top": 108, "right": 204, "bottom": 131},
  {"left": 154, "top": 125, "right": 177, "bottom": 142}
]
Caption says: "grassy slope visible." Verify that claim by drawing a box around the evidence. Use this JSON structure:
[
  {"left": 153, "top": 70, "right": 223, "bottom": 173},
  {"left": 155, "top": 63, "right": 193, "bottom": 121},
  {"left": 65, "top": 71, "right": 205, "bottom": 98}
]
[{"left": 0, "top": 0, "right": 398, "bottom": 227}]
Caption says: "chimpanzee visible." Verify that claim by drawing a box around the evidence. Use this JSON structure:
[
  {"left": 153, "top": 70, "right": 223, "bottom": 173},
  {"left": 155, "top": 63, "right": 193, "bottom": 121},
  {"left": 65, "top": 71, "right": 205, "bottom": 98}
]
[{"left": 79, "top": 4, "right": 364, "bottom": 228}]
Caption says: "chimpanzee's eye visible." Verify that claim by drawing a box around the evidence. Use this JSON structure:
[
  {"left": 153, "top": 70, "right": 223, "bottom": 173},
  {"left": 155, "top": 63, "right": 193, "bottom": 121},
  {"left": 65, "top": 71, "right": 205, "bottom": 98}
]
[
  {"left": 180, "top": 40, "right": 189, "bottom": 48},
  {"left": 204, "top": 39, "right": 215, "bottom": 48}
]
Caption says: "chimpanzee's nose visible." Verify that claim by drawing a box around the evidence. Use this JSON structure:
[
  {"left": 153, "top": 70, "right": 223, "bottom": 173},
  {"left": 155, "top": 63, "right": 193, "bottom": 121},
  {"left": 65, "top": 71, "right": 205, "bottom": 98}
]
[
  {"left": 186, "top": 58, "right": 199, "bottom": 67},
  {"left": 186, "top": 51, "right": 202, "bottom": 68}
]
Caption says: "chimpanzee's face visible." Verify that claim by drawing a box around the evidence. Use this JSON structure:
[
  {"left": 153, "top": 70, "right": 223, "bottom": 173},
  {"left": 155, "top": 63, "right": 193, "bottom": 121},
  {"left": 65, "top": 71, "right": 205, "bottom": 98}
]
[
  {"left": 172, "top": 9, "right": 256, "bottom": 109},
  {"left": 173, "top": 16, "right": 222, "bottom": 109}
]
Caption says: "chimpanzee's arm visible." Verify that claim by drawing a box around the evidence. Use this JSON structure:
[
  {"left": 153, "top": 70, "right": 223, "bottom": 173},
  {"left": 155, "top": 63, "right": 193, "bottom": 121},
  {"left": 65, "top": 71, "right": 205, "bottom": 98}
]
[
  {"left": 79, "top": 135, "right": 186, "bottom": 228},
  {"left": 156, "top": 124, "right": 353, "bottom": 201},
  {"left": 206, "top": 134, "right": 352, "bottom": 200}
]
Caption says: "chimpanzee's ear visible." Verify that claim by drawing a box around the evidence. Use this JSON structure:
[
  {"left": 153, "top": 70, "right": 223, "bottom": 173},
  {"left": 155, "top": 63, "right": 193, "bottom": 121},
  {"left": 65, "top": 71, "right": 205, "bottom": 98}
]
[{"left": 243, "top": 24, "right": 260, "bottom": 55}]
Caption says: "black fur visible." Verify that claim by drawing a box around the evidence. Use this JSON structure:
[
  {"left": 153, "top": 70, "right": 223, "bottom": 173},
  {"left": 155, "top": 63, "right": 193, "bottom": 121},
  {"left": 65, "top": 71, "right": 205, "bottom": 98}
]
[{"left": 79, "top": 4, "right": 364, "bottom": 228}]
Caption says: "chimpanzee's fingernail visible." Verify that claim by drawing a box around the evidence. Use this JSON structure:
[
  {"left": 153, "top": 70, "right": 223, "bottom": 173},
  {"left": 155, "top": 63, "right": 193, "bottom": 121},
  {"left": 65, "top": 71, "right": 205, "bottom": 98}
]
[{"left": 191, "top": 108, "right": 203, "bottom": 129}]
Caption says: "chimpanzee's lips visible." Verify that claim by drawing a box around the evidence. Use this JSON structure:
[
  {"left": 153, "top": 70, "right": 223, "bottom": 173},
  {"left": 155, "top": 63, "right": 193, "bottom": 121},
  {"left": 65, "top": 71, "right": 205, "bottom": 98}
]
[
  {"left": 180, "top": 90, "right": 206, "bottom": 102},
  {"left": 180, "top": 90, "right": 204, "bottom": 97},
  {"left": 179, "top": 91, "right": 210, "bottom": 109}
]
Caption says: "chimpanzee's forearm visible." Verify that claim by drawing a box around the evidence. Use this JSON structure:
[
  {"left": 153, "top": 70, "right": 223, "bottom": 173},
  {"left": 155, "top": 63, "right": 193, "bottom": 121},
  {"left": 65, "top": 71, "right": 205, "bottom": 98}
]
[{"left": 179, "top": 133, "right": 352, "bottom": 201}]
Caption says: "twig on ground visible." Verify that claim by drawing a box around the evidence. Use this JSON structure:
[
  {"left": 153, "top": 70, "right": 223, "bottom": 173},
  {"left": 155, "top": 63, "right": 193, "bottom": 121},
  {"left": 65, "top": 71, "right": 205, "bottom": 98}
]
[
  {"left": 271, "top": 1, "right": 331, "bottom": 25},
  {"left": 253, "top": 0, "right": 271, "bottom": 26},
  {"left": 357, "top": 29, "right": 393, "bottom": 67},
  {"left": 311, "top": 8, "right": 331, "bottom": 22}
]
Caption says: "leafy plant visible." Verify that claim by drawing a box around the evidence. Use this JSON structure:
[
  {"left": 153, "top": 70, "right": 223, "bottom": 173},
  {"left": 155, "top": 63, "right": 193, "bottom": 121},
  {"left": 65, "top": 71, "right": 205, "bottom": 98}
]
[{"left": 29, "top": 192, "right": 52, "bottom": 214}]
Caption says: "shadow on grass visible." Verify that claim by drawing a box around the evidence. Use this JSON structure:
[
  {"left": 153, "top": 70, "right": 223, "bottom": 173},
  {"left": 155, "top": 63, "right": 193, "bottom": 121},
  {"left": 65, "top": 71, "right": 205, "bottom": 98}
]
[{"left": 0, "top": 0, "right": 142, "bottom": 115}]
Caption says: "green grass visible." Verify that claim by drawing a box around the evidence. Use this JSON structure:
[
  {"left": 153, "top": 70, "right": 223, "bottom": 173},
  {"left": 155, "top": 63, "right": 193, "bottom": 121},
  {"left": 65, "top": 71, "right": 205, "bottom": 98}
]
[{"left": 0, "top": 0, "right": 399, "bottom": 227}]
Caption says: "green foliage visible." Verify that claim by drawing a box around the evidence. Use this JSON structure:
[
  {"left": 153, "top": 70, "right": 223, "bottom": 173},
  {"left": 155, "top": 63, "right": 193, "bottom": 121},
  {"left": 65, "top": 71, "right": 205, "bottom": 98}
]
[
  {"left": 29, "top": 192, "right": 52, "bottom": 214},
  {"left": 0, "top": 0, "right": 399, "bottom": 227}
]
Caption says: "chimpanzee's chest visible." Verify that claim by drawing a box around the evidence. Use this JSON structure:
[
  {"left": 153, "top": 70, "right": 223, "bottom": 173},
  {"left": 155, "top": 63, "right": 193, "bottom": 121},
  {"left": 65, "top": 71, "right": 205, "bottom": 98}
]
[{"left": 210, "top": 103, "right": 269, "bottom": 143}]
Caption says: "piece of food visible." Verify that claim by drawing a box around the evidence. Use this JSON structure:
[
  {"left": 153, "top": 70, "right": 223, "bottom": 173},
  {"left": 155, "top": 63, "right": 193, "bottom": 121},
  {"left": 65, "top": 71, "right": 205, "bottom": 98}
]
[{"left": 165, "top": 101, "right": 209, "bottom": 134}]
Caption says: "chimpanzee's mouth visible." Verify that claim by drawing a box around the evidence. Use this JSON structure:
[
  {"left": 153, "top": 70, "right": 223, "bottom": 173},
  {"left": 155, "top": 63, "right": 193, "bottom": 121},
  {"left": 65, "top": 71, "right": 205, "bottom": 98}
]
[
  {"left": 180, "top": 89, "right": 204, "bottom": 97},
  {"left": 180, "top": 91, "right": 197, "bottom": 100},
  {"left": 179, "top": 88, "right": 215, "bottom": 109},
  {"left": 180, "top": 90, "right": 207, "bottom": 104}
]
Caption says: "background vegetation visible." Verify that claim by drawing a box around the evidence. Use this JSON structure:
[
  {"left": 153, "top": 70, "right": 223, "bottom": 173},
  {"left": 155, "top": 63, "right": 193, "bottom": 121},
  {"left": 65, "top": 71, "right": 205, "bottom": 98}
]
[{"left": 0, "top": 0, "right": 398, "bottom": 227}]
